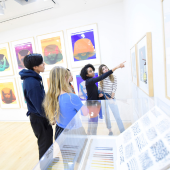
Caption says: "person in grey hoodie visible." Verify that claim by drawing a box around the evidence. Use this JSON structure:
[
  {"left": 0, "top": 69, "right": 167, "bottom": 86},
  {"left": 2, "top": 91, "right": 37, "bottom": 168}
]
[{"left": 19, "top": 53, "right": 53, "bottom": 160}]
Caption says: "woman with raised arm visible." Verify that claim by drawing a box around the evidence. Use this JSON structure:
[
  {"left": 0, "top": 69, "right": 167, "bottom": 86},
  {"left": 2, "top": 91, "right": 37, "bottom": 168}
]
[
  {"left": 80, "top": 61, "right": 126, "bottom": 100},
  {"left": 98, "top": 64, "right": 125, "bottom": 135}
]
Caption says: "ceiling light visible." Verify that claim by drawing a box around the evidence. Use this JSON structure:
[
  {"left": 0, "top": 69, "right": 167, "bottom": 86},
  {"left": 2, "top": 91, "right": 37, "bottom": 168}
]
[
  {"left": 2, "top": 0, "right": 6, "bottom": 9},
  {"left": 14, "top": 0, "right": 37, "bottom": 5},
  {"left": 0, "top": 4, "right": 4, "bottom": 15}
]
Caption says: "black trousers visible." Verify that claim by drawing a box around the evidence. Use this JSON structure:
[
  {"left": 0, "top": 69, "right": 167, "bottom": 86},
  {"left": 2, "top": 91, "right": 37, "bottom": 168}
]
[
  {"left": 30, "top": 113, "right": 53, "bottom": 160},
  {"left": 55, "top": 124, "right": 64, "bottom": 140}
]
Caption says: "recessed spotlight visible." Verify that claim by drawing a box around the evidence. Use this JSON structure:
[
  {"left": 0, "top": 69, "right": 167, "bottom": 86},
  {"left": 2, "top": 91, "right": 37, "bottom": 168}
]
[{"left": 0, "top": 4, "right": 4, "bottom": 15}]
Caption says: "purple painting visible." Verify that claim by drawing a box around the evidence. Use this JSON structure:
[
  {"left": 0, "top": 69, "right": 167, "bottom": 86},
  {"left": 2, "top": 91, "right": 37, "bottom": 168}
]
[
  {"left": 76, "top": 73, "right": 98, "bottom": 101},
  {"left": 71, "top": 29, "right": 96, "bottom": 62},
  {"left": 14, "top": 42, "right": 33, "bottom": 69}
]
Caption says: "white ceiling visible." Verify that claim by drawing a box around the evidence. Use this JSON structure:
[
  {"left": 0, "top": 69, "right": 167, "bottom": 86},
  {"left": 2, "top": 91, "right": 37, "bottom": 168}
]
[{"left": 0, "top": 0, "right": 123, "bottom": 32}]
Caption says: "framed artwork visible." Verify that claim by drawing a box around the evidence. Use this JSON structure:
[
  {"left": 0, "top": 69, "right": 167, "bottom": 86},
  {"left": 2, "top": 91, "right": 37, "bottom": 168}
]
[
  {"left": 162, "top": 0, "right": 170, "bottom": 100},
  {"left": 136, "top": 32, "right": 153, "bottom": 97},
  {"left": 67, "top": 24, "right": 101, "bottom": 68},
  {"left": 43, "top": 73, "right": 50, "bottom": 92},
  {"left": 17, "top": 77, "right": 27, "bottom": 109},
  {"left": 130, "top": 45, "right": 138, "bottom": 86},
  {"left": 0, "top": 78, "right": 20, "bottom": 109},
  {"left": 10, "top": 37, "right": 36, "bottom": 72},
  {"left": 0, "top": 42, "right": 14, "bottom": 77},
  {"left": 36, "top": 31, "right": 67, "bottom": 71},
  {"left": 72, "top": 70, "right": 98, "bottom": 101}
]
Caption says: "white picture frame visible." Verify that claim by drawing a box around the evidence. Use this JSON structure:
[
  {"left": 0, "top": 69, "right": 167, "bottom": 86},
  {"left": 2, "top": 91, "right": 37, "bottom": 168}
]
[
  {"left": 0, "top": 78, "right": 20, "bottom": 109},
  {"left": 130, "top": 45, "right": 138, "bottom": 86},
  {"left": 42, "top": 73, "right": 50, "bottom": 93},
  {"left": 36, "top": 31, "right": 67, "bottom": 71},
  {"left": 16, "top": 77, "right": 27, "bottom": 109},
  {"left": 10, "top": 37, "right": 36, "bottom": 73},
  {"left": 0, "top": 42, "right": 14, "bottom": 77},
  {"left": 162, "top": 0, "right": 170, "bottom": 100},
  {"left": 137, "top": 33, "right": 153, "bottom": 97},
  {"left": 67, "top": 24, "right": 101, "bottom": 68}
]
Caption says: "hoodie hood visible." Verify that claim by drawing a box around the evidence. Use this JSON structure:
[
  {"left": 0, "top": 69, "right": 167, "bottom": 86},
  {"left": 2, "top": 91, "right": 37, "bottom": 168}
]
[{"left": 19, "top": 69, "right": 42, "bottom": 81}]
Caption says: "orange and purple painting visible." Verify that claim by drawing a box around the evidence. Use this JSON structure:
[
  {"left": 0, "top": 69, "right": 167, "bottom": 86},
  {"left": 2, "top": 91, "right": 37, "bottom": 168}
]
[
  {"left": 71, "top": 29, "right": 96, "bottom": 61},
  {"left": 41, "top": 37, "right": 63, "bottom": 65}
]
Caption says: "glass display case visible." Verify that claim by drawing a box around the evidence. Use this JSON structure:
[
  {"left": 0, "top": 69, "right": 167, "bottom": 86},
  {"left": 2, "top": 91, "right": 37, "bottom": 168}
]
[{"left": 33, "top": 99, "right": 170, "bottom": 170}]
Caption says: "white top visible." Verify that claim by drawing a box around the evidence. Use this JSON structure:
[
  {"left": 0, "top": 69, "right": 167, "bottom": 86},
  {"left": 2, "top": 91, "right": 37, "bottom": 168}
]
[{"left": 98, "top": 75, "right": 117, "bottom": 97}]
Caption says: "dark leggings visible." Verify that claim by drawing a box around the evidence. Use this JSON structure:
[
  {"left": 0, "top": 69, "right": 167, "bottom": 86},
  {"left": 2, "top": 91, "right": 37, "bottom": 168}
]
[{"left": 55, "top": 124, "right": 64, "bottom": 140}]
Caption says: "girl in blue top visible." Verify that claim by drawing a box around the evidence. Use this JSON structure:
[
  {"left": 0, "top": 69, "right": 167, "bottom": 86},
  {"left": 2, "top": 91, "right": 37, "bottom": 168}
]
[{"left": 43, "top": 66, "right": 86, "bottom": 140}]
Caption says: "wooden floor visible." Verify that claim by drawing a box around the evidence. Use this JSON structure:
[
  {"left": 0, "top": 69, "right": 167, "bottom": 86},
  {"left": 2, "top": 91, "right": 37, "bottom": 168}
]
[
  {"left": 0, "top": 121, "right": 132, "bottom": 170},
  {"left": 0, "top": 122, "right": 39, "bottom": 170}
]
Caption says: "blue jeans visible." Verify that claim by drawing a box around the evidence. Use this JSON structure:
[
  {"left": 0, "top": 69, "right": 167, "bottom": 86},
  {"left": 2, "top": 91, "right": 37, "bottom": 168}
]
[{"left": 101, "top": 97, "right": 125, "bottom": 133}]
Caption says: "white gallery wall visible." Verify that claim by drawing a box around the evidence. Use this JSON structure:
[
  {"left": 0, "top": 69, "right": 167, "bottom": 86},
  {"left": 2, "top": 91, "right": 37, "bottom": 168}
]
[
  {"left": 123, "top": 0, "right": 170, "bottom": 108},
  {"left": 0, "top": 0, "right": 169, "bottom": 122},
  {"left": 0, "top": 1, "right": 128, "bottom": 121}
]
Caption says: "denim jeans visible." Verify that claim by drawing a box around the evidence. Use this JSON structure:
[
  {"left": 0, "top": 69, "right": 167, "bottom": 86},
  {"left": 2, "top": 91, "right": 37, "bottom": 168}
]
[{"left": 102, "top": 98, "right": 125, "bottom": 133}]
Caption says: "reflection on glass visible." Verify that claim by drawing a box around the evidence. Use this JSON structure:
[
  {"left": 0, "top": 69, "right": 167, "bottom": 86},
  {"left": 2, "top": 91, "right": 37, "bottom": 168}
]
[{"left": 33, "top": 99, "right": 169, "bottom": 170}]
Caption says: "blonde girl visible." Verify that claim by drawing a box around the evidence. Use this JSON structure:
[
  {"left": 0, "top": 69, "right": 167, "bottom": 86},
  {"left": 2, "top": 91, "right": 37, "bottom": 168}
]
[{"left": 43, "top": 66, "right": 84, "bottom": 140}]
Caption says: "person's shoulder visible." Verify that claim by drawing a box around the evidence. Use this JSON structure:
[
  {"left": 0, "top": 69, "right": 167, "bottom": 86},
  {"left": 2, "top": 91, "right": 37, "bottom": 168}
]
[
  {"left": 85, "top": 78, "right": 91, "bottom": 85},
  {"left": 70, "top": 93, "right": 79, "bottom": 99},
  {"left": 24, "top": 77, "right": 39, "bottom": 82},
  {"left": 60, "top": 93, "right": 80, "bottom": 104},
  {"left": 24, "top": 77, "right": 40, "bottom": 89},
  {"left": 69, "top": 93, "right": 81, "bottom": 102},
  {"left": 60, "top": 93, "right": 77, "bottom": 99}
]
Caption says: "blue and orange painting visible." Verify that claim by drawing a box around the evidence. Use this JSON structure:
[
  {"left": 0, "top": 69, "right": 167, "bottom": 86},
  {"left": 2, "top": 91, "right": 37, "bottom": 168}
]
[{"left": 71, "top": 29, "right": 96, "bottom": 62}]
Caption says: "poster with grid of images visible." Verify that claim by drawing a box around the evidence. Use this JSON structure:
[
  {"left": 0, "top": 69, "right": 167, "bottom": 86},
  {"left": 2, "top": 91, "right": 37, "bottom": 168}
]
[{"left": 116, "top": 106, "right": 170, "bottom": 170}]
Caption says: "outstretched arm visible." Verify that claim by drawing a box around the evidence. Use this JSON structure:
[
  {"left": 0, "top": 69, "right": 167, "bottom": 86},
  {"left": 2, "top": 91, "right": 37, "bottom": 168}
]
[
  {"left": 88, "top": 61, "right": 126, "bottom": 85},
  {"left": 88, "top": 70, "right": 113, "bottom": 85},
  {"left": 111, "top": 61, "right": 126, "bottom": 72}
]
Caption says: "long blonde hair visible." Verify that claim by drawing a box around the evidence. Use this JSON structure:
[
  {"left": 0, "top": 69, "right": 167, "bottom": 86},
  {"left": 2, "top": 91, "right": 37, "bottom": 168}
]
[
  {"left": 43, "top": 66, "right": 71, "bottom": 125},
  {"left": 98, "top": 64, "right": 114, "bottom": 89}
]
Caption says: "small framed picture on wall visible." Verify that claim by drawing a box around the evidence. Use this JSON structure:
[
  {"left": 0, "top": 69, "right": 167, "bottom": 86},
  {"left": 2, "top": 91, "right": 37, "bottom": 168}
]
[
  {"left": 162, "top": 0, "right": 170, "bottom": 100},
  {"left": 0, "top": 78, "right": 20, "bottom": 109},
  {"left": 137, "top": 32, "right": 153, "bottom": 97},
  {"left": 130, "top": 45, "right": 138, "bottom": 86},
  {"left": 10, "top": 37, "right": 36, "bottom": 73},
  {"left": 36, "top": 31, "right": 67, "bottom": 71},
  {"left": 72, "top": 69, "right": 99, "bottom": 101},
  {"left": 67, "top": 24, "right": 101, "bottom": 68},
  {"left": 0, "top": 42, "right": 14, "bottom": 77},
  {"left": 17, "top": 77, "right": 27, "bottom": 109}
]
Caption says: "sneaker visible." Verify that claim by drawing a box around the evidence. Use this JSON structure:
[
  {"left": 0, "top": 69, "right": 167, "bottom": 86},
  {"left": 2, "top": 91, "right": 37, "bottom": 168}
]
[{"left": 109, "top": 131, "right": 113, "bottom": 136}]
